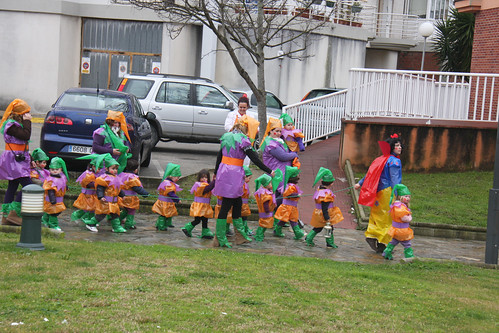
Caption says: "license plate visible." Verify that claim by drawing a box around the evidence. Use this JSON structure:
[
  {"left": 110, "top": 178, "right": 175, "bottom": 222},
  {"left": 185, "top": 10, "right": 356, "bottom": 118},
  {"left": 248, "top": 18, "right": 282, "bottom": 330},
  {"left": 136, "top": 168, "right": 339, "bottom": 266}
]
[{"left": 68, "top": 145, "right": 92, "bottom": 154}]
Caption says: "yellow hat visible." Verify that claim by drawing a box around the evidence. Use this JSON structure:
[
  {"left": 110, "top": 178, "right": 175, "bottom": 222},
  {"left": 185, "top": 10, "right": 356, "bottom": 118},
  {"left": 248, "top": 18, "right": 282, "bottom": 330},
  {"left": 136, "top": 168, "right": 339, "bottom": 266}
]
[
  {"left": 235, "top": 115, "right": 260, "bottom": 141},
  {"left": 261, "top": 117, "right": 282, "bottom": 144},
  {"left": 106, "top": 110, "right": 131, "bottom": 142},
  {"left": 0, "top": 99, "right": 31, "bottom": 129}
]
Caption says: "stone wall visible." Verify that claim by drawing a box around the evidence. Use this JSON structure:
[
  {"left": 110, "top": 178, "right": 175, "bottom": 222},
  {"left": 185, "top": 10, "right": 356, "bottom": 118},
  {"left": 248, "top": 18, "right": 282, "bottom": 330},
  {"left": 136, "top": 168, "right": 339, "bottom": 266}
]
[{"left": 340, "top": 117, "right": 498, "bottom": 173}]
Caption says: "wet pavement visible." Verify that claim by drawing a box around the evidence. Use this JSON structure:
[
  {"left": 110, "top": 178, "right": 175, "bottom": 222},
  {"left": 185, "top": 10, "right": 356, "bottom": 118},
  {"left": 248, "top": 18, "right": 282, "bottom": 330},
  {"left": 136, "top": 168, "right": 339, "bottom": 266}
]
[{"left": 49, "top": 210, "right": 487, "bottom": 265}]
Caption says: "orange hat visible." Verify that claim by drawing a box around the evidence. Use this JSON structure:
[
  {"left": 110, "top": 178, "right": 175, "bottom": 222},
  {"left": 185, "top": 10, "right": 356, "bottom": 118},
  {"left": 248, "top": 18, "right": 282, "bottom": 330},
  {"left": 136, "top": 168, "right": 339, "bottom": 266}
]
[
  {"left": 235, "top": 114, "right": 260, "bottom": 141},
  {"left": 261, "top": 117, "right": 282, "bottom": 144},
  {"left": 0, "top": 99, "right": 31, "bottom": 129},
  {"left": 106, "top": 110, "right": 131, "bottom": 142}
]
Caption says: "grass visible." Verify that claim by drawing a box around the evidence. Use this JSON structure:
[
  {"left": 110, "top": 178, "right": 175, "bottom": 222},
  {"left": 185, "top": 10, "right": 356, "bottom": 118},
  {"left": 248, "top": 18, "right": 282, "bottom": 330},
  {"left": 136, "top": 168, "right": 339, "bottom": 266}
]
[
  {"left": 355, "top": 171, "right": 493, "bottom": 228},
  {"left": 0, "top": 233, "right": 497, "bottom": 332}
]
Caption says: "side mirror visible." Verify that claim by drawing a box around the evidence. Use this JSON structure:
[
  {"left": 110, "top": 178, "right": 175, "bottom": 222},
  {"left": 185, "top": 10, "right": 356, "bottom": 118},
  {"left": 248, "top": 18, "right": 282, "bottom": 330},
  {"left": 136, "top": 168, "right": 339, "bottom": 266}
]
[
  {"left": 145, "top": 112, "right": 156, "bottom": 121},
  {"left": 225, "top": 101, "right": 235, "bottom": 110}
]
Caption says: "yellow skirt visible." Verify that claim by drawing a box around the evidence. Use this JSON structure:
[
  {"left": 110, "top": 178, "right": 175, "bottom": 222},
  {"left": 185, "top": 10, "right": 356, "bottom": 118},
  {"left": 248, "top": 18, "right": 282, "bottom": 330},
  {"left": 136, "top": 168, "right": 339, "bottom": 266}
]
[{"left": 364, "top": 187, "right": 393, "bottom": 244}]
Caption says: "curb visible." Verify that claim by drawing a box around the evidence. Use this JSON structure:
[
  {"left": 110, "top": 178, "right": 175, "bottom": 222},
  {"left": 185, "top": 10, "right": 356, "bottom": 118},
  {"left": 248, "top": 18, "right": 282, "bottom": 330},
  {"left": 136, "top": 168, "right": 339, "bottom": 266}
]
[
  {"left": 344, "top": 159, "right": 487, "bottom": 241},
  {"left": 0, "top": 224, "right": 65, "bottom": 239}
]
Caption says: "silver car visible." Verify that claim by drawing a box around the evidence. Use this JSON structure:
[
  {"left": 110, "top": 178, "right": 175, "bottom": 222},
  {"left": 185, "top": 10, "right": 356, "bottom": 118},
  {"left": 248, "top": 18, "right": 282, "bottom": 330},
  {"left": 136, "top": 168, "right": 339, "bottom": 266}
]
[{"left": 118, "top": 74, "right": 252, "bottom": 145}]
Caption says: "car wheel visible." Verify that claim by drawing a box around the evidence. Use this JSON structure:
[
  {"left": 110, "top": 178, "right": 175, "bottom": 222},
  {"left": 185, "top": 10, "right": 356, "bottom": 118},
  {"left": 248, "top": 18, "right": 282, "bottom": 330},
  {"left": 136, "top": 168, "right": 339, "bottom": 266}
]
[
  {"left": 141, "top": 149, "right": 151, "bottom": 167},
  {"left": 150, "top": 125, "right": 159, "bottom": 148}
]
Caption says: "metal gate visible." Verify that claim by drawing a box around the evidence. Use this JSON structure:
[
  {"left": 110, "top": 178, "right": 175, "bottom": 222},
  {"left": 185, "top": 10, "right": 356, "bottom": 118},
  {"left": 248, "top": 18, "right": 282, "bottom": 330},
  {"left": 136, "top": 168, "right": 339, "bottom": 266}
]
[{"left": 80, "top": 18, "right": 162, "bottom": 89}]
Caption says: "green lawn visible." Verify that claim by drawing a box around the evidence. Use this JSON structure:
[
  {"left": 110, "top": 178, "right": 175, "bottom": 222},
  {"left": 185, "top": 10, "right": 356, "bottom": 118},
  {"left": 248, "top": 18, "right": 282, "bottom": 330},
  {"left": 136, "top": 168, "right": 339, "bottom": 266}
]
[
  {"left": 0, "top": 233, "right": 497, "bottom": 332},
  {"left": 355, "top": 171, "right": 493, "bottom": 228}
]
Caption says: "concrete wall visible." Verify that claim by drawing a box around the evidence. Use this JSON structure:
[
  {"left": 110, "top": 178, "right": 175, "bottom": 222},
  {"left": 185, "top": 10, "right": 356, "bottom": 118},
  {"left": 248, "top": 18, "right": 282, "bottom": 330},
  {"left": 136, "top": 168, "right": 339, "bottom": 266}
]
[
  {"left": 340, "top": 118, "right": 498, "bottom": 173},
  {"left": 365, "top": 49, "right": 398, "bottom": 69},
  {"left": 0, "top": 11, "right": 81, "bottom": 113}
]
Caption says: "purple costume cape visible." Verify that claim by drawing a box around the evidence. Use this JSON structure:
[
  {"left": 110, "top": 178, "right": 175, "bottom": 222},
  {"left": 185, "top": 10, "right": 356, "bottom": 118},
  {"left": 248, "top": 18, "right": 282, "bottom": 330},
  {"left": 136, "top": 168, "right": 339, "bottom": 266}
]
[
  {"left": 262, "top": 138, "right": 297, "bottom": 190},
  {"left": 212, "top": 135, "right": 252, "bottom": 198},
  {"left": 254, "top": 187, "right": 276, "bottom": 206},
  {"left": 0, "top": 121, "right": 31, "bottom": 180},
  {"left": 45, "top": 174, "right": 67, "bottom": 192},
  {"left": 32, "top": 168, "right": 50, "bottom": 183},
  {"left": 313, "top": 188, "right": 335, "bottom": 200}
]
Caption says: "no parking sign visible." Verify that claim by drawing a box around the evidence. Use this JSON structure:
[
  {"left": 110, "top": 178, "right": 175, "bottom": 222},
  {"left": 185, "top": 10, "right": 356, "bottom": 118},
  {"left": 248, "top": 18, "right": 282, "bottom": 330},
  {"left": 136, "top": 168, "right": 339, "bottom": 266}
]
[
  {"left": 81, "top": 57, "right": 90, "bottom": 74},
  {"left": 118, "top": 61, "right": 128, "bottom": 78},
  {"left": 152, "top": 62, "right": 161, "bottom": 74}
]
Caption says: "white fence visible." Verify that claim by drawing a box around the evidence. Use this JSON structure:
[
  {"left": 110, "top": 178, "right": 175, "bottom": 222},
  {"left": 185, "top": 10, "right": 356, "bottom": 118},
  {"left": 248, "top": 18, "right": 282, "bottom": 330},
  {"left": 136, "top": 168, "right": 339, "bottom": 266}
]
[{"left": 284, "top": 69, "right": 499, "bottom": 144}]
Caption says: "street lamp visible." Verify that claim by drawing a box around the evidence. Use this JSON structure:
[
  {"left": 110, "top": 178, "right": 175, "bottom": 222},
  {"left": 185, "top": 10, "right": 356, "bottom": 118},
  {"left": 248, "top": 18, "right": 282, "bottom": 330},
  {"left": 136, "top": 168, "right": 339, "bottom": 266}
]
[
  {"left": 16, "top": 184, "right": 45, "bottom": 251},
  {"left": 419, "top": 21, "right": 434, "bottom": 71}
]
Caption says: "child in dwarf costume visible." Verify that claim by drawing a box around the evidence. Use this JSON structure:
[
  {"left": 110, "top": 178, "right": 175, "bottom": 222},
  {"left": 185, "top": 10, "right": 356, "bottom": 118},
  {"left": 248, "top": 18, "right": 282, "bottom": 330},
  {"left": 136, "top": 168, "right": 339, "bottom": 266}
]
[
  {"left": 253, "top": 170, "right": 282, "bottom": 242},
  {"left": 71, "top": 153, "right": 106, "bottom": 224},
  {"left": 274, "top": 166, "right": 305, "bottom": 240},
  {"left": 241, "top": 165, "right": 253, "bottom": 236},
  {"left": 383, "top": 184, "right": 415, "bottom": 260},
  {"left": 118, "top": 159, "right": 149, "bottom": 230},
  {"left": 279, "top": 113, "right": 305, "bottom": 153},
  {"left": 85, "top": 154, "right": 126, "bottom": 233},
  {"left": 305, "top": 167, "right": 344, "bottom": 248},
  {"left": 42, "top": 157, "right": 68, "bottom": 231},
  {"left": 152, "top": 163, "right": 182, "bottom": 231},
  {"left": 181, "top": 169, "right": 215, "bottom": 239},
  {"left": 92, "top": 110, "right": 132, "bottom": 173},
  {"left": 30, "top": 148, "right": 50, "bottom": 186}
]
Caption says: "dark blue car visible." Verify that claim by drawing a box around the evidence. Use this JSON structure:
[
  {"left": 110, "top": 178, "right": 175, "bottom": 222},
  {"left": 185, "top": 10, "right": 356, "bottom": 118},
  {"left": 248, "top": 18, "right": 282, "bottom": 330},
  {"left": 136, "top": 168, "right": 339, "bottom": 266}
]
[{"left": 40, "top": 88, "right": 156, "bottom": 168}]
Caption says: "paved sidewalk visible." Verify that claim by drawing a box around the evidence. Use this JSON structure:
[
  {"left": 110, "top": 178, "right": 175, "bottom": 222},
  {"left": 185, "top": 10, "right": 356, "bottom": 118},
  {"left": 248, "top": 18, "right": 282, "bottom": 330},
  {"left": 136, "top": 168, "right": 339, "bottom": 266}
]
[
  {"left": 297, "top": 135, "right": 357, "bottom": 229},
  {"left": 41, "top": 211, "right": 487, "bottom": 265}
]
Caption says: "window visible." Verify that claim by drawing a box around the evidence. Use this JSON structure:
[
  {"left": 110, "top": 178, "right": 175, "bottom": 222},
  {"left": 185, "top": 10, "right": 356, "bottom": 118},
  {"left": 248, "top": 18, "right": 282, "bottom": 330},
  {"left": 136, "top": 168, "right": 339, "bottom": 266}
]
[
  {"left": 121, "top": 79, "right": 154, "bottom": 99},
  {"left": 57, "top": 93, "right": 129, "bottom": 112},
  {"left": 132, "top": 96, "right": 144, "bottom": 117},
  {"left": 155, "top": 82, "right": 191, "bottom": 105},
  {"left": 196, "top": 85, "right": 228, "bottom": 108}
]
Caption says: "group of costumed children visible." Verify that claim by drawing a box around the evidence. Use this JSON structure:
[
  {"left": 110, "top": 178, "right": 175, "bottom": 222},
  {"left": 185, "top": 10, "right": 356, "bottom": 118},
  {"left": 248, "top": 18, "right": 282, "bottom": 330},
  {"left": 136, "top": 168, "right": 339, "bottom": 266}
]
[{"left": 28, "top": 112, "right": 414, "bottom": 258}]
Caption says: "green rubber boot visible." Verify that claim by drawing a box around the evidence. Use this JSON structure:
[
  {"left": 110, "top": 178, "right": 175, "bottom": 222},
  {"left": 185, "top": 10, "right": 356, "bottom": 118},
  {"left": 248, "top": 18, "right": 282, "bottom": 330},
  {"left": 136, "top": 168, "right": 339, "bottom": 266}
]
[
  {"left": 216, "top": 219, "right": 232, "bottom": 248},
  {"left": 181, "top": 222, "right": 195, "bottom": 237},
  {"left": 383, "top": 243, "right": 395, "bottom": 260},
  {"left": 273, "top": 221, "right": 285, "bottom": 237},
  {"left": 404, "top": 247, "right": 415, "bottom": 258},
  {"left": 233, "top": 218, "right": 252, "bottom": 242},
  {"left": 305, "top": 229, "right": 317, "bottom": 246},
  {"left": 326, "top": 234, "right": 338, "bottom": 248},
  {"left": 48, "top": 215, "right": 61, "bottom": 231},
  {"left": 292, "top": 224, "right": 305, "bottom": 240},
  {"left": 155, "top": 216, "right": 167, "bottom": 231},
  {"left": 111, "top": 218, "right": 126, "bottom": 233},
  {"left": 165, "top": 217, "right": 174, "bottom": 228},
  {"left": 1, "top": 203, "right": 10, "bottom": 225},
  {"left": 226, "top": 223, "right": 234, "bottom": 236},
  {"left": 71, "top": 210, "right": 86, "bottom": 222},
  {"left": 119, "top": 209, "right": 128, "bottom": 222},
  {"left": 254, "top": 226, "right": 266, "bottom": 242},
  {"left": 124, "top": 215, "right": 136, "bottom": 230},
  {"left": 81, "top": 212, "right": 95, "bottom": 225},
  {"left": 7, "top": 201, "right": 22, "bottom": 225},
  {"left": 41, "top": 213, "right": 49, "bottom": 227},
  {"left": 243, "top": 219, "right": 253, "bottom": 236},
  {"left": 200, "top": 227, "right": 214, "bottom": 239}
]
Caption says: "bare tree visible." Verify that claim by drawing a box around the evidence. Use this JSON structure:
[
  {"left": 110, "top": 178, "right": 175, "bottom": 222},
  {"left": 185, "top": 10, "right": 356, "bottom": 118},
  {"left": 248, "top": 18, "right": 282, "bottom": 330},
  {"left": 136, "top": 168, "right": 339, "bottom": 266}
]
[{"left": 115, "top": 0, "right": 332, "bottom": 136}]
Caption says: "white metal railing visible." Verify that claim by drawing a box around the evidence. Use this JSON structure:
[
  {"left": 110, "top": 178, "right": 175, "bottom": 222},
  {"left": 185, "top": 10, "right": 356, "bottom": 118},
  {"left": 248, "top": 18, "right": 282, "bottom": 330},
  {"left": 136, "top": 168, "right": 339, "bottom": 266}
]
[
  {"left": 362, "top": 12, "right": 421, "bottom": 40},
  {"left": 347, "top": 69, "right": 499, "bottom": 122},
  {"left": 284, "top": 69, "right": 499, "bottom": 144},
  {"left": 284, "top": 90, "right": 347, "bottom": 144}
]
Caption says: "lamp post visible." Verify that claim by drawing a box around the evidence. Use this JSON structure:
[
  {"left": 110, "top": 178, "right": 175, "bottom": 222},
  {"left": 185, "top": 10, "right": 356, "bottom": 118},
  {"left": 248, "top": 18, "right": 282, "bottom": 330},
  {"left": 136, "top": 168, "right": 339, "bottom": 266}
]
[
  {"left": 16, "top": 184, "right": 45, "bottom": 251},
  {"left": 418, "top": 21, "right": 434, "bottom": 71}
]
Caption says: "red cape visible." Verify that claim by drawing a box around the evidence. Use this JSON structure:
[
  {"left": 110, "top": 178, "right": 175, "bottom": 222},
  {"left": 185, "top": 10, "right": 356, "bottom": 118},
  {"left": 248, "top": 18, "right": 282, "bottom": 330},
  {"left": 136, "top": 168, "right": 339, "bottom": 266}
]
[{"left": 358, "top": 141, "right": 391, "bottom": 207}]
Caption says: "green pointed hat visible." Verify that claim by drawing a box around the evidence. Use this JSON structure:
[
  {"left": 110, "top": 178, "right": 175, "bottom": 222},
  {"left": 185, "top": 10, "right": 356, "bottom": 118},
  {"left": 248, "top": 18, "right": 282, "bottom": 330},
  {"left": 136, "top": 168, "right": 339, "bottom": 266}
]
[
  {"left": 284, "top": 166, "right": 300, "bottom": 186},
  {"left": 279, "top": 113, "right": 294, "bottom": 126},
  {"left": 390, "top": 184, "right": 411, "bottom": 204},
  {"left": 255, "top": 174, "right": 272, "bottom": 190},
  {"left": 31, "top": 148, "right": 49, "bottom": 161},
  {"left": 49, "top": 157, "right": 69, "bottom": 180},
  {"left": 313, "top": 167, "right": 335, "bottom": 187},
  {"left": 272, "top": 168, "right": 283, "bottom": 192},
  {"left": 162, "top": 163, "right": 181, "bottom": 181},
  {"left": 243, "top": 166, "right": 252, "bottom": 176},
  {"left": 76, "top": 153, "right": 106, "bottom": 169},
  {"left": 103, "top": 153, "right": 119, "bottom": 168}
]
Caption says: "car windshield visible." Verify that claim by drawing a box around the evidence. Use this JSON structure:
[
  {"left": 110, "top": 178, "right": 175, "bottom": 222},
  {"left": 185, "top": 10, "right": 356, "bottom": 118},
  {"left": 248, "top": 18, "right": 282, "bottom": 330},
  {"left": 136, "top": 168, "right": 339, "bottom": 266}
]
[
  {"left": 120, "top": 79, "right": 154, "bottom": 99},
  {"left": 57, "top": 92, "right": 129, "bottom": 112}
]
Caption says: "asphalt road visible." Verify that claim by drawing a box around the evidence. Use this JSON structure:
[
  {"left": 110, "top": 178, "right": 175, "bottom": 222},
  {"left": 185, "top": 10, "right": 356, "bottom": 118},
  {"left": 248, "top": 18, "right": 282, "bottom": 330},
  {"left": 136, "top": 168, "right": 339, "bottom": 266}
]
[{"left": 6, "top": 119, "right": 220, "bottom": 178}]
